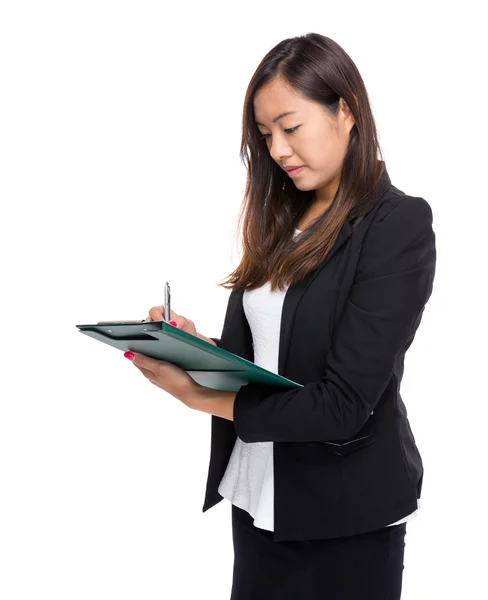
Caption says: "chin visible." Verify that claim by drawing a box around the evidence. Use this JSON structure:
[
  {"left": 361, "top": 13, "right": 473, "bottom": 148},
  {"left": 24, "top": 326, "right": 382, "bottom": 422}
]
[{"left": 293, "top": 179, "right": 314, "bottom": 191}]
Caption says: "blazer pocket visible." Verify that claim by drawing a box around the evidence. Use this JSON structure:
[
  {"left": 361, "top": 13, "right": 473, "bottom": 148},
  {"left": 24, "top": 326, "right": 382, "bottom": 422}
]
[{"left": 307, "top": 435, "right": 376, "bottom": 456}]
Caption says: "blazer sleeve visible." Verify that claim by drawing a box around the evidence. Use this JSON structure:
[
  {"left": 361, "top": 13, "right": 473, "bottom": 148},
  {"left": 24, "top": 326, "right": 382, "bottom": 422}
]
[{"left": 233, "top": 196, "right": 436, "bottom": 443}]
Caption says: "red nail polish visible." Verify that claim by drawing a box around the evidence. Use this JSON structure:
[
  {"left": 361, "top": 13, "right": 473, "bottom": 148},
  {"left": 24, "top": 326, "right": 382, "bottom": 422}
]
[
  {"left": 169, "top": 320, "right": 177, "bottom": 327},
  {"left": 124, "top": 351, "right": 135, "bottom": 360}
]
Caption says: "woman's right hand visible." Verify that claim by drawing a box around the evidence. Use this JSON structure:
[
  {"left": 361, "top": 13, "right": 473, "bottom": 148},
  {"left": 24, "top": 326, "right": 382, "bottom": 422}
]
[{"left": 145, "top": 305, "right": 198, "bottom": 337}]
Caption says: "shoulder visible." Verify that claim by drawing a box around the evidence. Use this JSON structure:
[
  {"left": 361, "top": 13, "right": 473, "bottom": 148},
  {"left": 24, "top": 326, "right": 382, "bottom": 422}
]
[
  {"left": 356, "top": 188, "right": 435, "bottom": 272},
  {"left": 373, "top": 186, "right": 433, "bottom": 226}
]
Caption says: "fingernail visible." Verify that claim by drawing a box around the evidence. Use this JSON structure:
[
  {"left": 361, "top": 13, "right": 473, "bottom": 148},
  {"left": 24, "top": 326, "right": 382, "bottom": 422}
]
[
  {"left": 124, "top": 351, "right": 135, "bottom": 360},
  {"left": 169, "top": 320, "right": 177, "bottom": 327}
]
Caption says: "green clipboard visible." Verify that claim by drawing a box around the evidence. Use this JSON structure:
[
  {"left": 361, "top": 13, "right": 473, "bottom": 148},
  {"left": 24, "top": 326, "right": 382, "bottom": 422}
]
[{"left": 76, "top": 320, "right": 302, "bottom": 392}]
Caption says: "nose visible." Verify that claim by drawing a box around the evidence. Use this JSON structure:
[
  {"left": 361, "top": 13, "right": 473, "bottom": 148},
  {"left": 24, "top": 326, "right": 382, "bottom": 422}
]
[{"left": 269, "top": 133, "right": 293, "bottom": 163}]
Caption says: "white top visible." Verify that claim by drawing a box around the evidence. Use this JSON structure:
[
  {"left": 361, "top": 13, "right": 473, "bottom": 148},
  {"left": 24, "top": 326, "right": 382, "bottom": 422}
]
[{"left": 218, "top": 228, "right": 419, "bottom": 531}]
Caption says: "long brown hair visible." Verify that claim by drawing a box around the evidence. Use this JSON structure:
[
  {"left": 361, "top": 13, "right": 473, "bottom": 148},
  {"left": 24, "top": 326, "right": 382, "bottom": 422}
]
[{"left": 218, "top": 33, "right": 385, "bottom": 293}]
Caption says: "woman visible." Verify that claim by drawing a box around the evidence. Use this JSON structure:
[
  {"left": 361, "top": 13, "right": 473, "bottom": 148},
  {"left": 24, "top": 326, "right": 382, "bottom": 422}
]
[{"left": 128, "top": 32, "right": 436, "bottom": 600}]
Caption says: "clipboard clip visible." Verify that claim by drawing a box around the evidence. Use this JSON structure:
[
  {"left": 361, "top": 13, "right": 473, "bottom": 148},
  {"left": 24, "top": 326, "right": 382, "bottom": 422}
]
[{"left": 97, "top": 320, "right": 147, "bottom": 325}]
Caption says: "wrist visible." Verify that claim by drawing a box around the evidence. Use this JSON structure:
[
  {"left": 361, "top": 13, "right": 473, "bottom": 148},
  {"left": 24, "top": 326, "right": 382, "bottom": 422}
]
[{"left": 189, "top": 386, "right": 236, "bottom": 421}]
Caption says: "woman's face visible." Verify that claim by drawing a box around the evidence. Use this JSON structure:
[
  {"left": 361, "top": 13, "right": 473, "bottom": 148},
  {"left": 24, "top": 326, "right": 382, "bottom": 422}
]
[{"left": 253, "top": 77, "right": 355, "bottom": 204}]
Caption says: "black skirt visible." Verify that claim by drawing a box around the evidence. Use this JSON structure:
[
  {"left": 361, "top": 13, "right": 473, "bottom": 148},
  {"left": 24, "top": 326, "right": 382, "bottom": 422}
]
[{"left": 230, "top": 504, "right": 407, "bottom": 600}]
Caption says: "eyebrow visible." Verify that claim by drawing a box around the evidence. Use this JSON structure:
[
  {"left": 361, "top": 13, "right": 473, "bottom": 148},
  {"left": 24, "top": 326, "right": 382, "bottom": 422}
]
[{"left": 255, "top": 111, "right": 297, "bottom": 126}]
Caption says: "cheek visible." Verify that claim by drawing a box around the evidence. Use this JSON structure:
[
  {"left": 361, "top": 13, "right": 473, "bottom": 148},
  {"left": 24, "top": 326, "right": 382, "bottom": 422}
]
[
  {"left": 302, "top": 133, "right": 330, "bottom": 165},
  {"left": 314, "top": 134, "right": 345, "bottom": 175}
]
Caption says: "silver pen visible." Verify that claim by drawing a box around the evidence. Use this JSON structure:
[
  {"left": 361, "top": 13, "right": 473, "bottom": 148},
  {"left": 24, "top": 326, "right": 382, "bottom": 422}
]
[{"left": 164, "top": 281, "right": 171, "bottom": 323}]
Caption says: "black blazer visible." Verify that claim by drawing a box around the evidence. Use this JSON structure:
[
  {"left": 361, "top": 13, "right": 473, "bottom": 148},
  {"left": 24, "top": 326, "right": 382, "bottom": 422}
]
[{"left": 203, "top": 167, "right": 436, "bottom": 542}]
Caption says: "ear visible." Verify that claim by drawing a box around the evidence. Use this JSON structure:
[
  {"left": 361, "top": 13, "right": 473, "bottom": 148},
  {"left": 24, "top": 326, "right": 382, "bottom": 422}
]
[{"left": 340, "top": 96, "right": 356, "bottom": 132}]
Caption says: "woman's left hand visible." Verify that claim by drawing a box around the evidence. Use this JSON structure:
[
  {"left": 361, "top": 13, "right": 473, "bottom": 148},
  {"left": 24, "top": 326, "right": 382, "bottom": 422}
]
[{"left": 125, "top": 351, "right": 201, "bottom": 408}]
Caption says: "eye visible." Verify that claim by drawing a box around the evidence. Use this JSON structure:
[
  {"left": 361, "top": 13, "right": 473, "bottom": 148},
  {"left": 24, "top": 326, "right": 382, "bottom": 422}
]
[{"left": 259, "top": 126, "right": 301, "bottom": 141}]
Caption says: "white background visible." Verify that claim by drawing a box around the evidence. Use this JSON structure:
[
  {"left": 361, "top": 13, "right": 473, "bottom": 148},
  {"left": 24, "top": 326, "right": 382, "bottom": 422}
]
[{"left": 1, "top": 1, "right": 486, "bottom": 598}]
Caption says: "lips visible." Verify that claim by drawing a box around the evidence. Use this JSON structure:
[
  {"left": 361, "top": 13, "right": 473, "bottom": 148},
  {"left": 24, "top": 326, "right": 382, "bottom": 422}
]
[
  {"left": 284, "top": 166, "right": 304, "bottom": 171},
  {"left": 285, "top": 166, "right": 306, "bottom": 177}
]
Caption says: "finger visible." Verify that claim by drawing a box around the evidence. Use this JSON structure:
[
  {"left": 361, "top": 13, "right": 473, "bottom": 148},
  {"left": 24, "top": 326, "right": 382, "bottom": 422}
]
[
  {"left": 148, "top": 308, "right": 163, "bottom": 321},
  {"left": 161, "top": 308, "right": 176, "bottom": 321},
  {"left": 131, "top": 353, "right": 156, "bottom": 374},
  {"left": 149, "top": 307, "right": 177, "bottom": 322},
  {"left": 133, "top": 364, "right": 155, "bottom": 381},
  {"left": 131, "top": 353, "right": 168, "bottom": 374}
]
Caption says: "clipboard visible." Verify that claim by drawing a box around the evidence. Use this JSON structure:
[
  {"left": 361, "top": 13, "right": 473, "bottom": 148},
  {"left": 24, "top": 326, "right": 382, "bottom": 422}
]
[{"left": 76, "top": 320, "right": 302, "bottom": 392}]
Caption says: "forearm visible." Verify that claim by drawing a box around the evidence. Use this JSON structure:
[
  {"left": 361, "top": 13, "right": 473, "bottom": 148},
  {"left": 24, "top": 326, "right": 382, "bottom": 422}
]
[{"left": 190, "top": 386, "right": 236, "bottom": 421}]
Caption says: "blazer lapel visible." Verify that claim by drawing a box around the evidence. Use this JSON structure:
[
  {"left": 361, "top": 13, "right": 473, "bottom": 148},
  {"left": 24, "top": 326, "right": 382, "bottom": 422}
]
[
  {"left": 277, "top": 220, "right": 353, "bottom": 376},
  {"left": 230, "top": 221, "right": 353, "bottom": 376}
]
